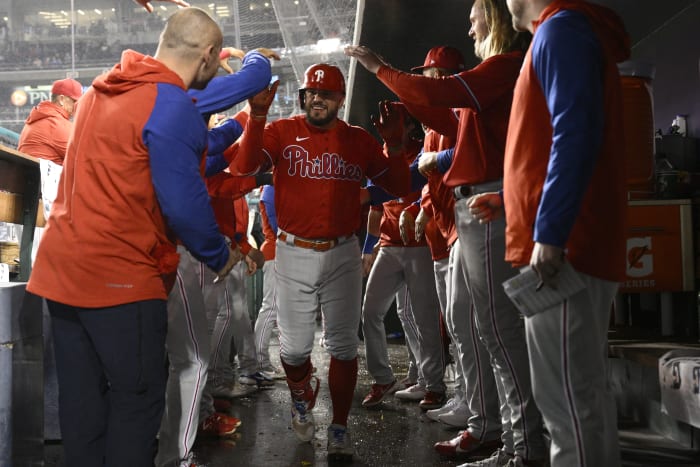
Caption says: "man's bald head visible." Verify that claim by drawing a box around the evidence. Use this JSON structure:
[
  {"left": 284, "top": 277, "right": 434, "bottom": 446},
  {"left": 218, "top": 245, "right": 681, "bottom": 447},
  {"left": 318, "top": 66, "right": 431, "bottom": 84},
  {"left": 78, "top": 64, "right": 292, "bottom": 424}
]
[
  {"left": 155, "top": 7, "right": 223, "bottom": 89},
  {"left": 158, "top": 7, "right": 222, "bottom": 59}
]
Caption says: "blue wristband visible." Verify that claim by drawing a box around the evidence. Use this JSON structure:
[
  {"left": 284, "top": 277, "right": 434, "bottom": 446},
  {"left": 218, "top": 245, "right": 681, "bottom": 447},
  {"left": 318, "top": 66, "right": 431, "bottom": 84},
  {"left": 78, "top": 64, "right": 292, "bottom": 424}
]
[{"left": 363, "top": 233, "right": 379, "bottom": 254}]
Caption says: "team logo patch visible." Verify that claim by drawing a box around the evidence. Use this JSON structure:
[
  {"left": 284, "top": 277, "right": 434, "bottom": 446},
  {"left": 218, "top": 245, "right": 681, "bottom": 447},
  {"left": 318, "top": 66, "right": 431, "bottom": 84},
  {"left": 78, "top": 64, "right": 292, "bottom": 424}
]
[{"left": 282, "top": 144, "right": 362, "bottom": 181}]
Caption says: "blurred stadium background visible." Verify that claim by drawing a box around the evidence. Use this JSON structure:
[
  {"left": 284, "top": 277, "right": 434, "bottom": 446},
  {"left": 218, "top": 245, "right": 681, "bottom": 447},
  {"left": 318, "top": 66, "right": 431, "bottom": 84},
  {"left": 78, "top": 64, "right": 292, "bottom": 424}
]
[{"left": 0, "top": 0, "right": 359, "bottom": 145}]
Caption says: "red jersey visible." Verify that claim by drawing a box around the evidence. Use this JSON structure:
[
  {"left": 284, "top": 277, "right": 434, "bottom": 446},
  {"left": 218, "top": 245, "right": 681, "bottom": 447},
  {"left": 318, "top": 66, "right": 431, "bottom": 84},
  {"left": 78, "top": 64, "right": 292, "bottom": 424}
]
[
  {"left": 417, "top": 186, "right": 449, "bottom": 261},
  {"left": 376, "top": 51, "right": 524, "bottom": 187},
  {"left": 258, "top": 187, "right": 276, "bottom": 261},
  {"left": 18, "top": 101, "right": 73, "bottom": 165},
  {"left": 377, "top": 189, "right": 426, "bottom": 248},
  {"left": 422, "top": 128, "right": 458, "bottom": 245},
  {"left": 231, "top": 115, "right": 410, "bottom": 239},
  {"left": 206, "top": 171, "right": 257, "bottom": 255}
]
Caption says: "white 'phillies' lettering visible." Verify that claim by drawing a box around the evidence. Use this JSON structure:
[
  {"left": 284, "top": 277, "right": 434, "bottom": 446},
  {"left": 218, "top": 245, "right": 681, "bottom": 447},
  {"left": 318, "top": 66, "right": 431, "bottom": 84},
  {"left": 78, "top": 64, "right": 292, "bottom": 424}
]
[
  {"left": 282, "top": 144, "right": 362, "bottom": 181},
  {"left": 314, "top": 69, "right": 324, "bottom": 81}
]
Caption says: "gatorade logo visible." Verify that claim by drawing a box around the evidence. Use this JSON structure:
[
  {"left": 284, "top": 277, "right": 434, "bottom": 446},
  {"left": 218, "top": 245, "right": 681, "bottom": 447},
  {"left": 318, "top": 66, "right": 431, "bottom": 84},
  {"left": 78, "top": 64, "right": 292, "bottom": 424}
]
[{"left": 626, "top": 237, "right": 653, "bottom": 277}]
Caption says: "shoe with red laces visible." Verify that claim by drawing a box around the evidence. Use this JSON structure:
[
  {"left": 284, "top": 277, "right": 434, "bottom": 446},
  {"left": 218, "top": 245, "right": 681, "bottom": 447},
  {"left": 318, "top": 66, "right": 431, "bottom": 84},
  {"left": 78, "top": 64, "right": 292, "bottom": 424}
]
[
  {"left": 434, "top": 430, "right": 502, "bottom": 457},
  {"left": 419, "top": 391, "right": 447, "bottom": 410},
  {"left": 362, "top": 379, "right": 399, "bottom": 407},
  {"left": 198, "top": 412, "right": 242, "bottom": 437}
]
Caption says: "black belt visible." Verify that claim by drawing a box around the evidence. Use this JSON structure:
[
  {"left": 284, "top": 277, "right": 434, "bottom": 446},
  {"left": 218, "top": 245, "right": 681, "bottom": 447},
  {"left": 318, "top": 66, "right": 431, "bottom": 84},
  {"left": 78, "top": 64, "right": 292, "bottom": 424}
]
[
  {"left": 453, "top": 180, "right": 503, "bottom": 200},
  {"left": 453, "top": 185, "right": 476, "bottom": 199}
]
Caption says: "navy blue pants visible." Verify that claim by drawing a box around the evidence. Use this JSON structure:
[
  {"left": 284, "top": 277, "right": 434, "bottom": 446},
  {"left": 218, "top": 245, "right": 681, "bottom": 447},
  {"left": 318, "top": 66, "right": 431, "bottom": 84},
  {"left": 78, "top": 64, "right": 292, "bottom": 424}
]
[{"left": 48, "top": 299, "right": 168, "bottom": 467}]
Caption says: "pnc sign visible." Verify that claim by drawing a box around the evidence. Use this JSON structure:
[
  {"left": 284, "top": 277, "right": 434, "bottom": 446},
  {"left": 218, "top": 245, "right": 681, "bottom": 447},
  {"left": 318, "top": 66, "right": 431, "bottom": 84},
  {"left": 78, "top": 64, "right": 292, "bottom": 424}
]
[{"left": 9, "top": 86, "right": 53, "bottom": 107}]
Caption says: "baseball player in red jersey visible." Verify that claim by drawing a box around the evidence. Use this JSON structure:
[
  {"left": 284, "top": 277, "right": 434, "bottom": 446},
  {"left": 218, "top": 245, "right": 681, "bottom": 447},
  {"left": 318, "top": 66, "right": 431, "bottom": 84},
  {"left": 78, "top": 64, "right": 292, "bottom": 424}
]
[
  {"left": 227, "top": 63, "right": 410, "bottom": 462},
  {"left": 470, "top": 2, "right": 630, "bottom": 465},
  {"left": 402, "top": 47, "right": 504, "bottom": 457},
  {"left": 362, "top": 183, "right": 446, "bottom": 409},
  {"left": 364, "top": 47, "right": 504, "bottom": 456},
  {"left": 347, "top": 2, "right": 548, "bottom": 466},
  {"left": 360, "top": 102, "right": 446, "bottom": 410}
]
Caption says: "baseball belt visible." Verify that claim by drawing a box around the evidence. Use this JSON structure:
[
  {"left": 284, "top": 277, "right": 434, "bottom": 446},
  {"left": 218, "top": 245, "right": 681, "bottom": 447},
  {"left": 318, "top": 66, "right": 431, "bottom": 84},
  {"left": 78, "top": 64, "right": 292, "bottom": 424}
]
[{"left": 278, "top": 231, "right": 342, "bottom": 252}]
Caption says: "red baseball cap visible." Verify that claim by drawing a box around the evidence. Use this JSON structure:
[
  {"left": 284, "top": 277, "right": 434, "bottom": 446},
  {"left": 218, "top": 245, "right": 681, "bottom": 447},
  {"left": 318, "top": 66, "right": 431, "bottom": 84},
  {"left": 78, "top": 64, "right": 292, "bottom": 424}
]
[
  {"left": 411, "top": 46, "right": 466, "bottom": 73},
  {"left": 51, "top": 78, "right": 83, "bottom": 101}
]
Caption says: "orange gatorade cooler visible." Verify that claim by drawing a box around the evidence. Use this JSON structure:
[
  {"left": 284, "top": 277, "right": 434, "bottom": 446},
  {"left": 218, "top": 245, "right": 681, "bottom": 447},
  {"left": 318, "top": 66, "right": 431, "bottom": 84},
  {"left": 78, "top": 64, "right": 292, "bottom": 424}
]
[{"left": 618, "top": 61, "right": 656, "bottom": 198}]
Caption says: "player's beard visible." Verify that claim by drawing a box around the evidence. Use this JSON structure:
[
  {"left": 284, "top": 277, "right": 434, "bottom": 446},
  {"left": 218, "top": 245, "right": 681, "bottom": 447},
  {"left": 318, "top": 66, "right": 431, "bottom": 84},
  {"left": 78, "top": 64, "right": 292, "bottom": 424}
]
[
  {"left": 305, "top": 105, "right": 338, "bottom": 128},
  {"left": 474, "top": 35, "right": 490, "bottom": 61}
]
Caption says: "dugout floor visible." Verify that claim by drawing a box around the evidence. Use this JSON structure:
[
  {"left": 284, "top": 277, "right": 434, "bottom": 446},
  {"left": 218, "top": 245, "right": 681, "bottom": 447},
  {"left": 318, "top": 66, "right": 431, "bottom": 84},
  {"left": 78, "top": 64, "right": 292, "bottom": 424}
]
[{"left": 43, "top": 324, "right": 700, "bottom": 467}]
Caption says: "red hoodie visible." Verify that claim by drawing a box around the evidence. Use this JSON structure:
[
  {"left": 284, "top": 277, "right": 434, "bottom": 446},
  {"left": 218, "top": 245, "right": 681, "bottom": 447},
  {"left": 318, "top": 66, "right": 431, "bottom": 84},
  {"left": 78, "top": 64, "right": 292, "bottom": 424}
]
[
  {"left": 28, "top": 50, "right": 214, "bottom": 307},
  {"left": 18, "top": 101, "right": 73, "bottom": 165},
  {"left": 503, "top": 0, "right": 630, "bottom": 281}
]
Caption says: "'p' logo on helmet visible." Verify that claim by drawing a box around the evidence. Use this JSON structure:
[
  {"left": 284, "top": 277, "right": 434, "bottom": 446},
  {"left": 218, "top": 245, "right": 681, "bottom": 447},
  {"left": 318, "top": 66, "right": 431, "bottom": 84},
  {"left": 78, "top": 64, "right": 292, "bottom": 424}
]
[{"left": 299, "top": 63, "right": 346, "bottom": 107}]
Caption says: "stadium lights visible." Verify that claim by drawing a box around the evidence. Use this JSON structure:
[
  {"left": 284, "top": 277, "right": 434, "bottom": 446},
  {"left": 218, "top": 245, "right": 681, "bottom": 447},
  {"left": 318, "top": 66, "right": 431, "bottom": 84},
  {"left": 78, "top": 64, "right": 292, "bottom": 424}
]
[{"left": 316, "top": 37, "right": 341, "bottom": 54}]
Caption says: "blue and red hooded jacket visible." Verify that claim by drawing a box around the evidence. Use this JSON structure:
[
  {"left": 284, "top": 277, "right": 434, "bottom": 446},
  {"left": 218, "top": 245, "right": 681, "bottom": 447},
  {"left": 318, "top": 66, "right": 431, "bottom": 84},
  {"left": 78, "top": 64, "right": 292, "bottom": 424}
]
[{"left": 503, "top": 0, "right": 630, "bottom": 281}]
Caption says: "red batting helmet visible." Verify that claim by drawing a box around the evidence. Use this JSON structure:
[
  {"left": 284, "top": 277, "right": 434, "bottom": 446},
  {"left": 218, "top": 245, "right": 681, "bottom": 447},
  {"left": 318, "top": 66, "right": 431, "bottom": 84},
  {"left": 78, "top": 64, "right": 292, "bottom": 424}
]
[{"left": 299, "top": 63, "right": 345, "bottom": 106}]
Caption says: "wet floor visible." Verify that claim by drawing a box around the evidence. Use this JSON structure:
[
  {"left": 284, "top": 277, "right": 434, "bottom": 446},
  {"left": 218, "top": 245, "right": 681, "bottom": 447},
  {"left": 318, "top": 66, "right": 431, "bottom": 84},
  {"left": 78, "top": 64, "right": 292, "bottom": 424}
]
[{"left": 44, "top": 325, "right": 700, "bottom": 467}]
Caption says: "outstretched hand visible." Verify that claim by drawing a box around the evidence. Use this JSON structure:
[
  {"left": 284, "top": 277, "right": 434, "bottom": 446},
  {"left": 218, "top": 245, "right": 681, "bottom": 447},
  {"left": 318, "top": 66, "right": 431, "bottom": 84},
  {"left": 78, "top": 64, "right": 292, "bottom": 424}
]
[
  {"left": 371, "top": 100, "right": 408, "bottom": 149},
  {"left": 344, "top": 45, "right": 388, "bottom": 74},
  {"left": 255, "top": 48, "right": 282, "bottom": 61},
  {"left": 249, "top": 80, "right": 280, "bottom": 118},
  {"left": 219, "top": 47, "right": 245, "bottom": 74},
  {"left": 220, "top": 47, "right": 246, "bottom": 61},
  {"left": 214, "top": 244, "right": 243, "bottom": 283},
  {"left": 134, "top": 0, "right": 189, "bottom": 13}
]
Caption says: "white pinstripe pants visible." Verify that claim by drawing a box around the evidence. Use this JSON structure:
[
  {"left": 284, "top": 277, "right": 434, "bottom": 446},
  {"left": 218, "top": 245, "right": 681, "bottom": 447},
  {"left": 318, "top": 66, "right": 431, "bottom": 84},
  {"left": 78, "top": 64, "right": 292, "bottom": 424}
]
[
  {"left": 454, "top": 198, "right": 547, "bottom": 460},
  {"left": 156, "top": 248, "right": 209, "bottom": 467},
  {"left": 525, "top": 272, "right": 620, "bottom": 467}
]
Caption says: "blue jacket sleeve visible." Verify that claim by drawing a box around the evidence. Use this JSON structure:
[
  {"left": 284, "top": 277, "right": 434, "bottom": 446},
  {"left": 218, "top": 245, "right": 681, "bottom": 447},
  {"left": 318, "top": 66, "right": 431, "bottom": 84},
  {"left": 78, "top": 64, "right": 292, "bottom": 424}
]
[
  {"left": 260, "top": 184, "right": 278, "bottom": 233},
  {"left": 367, "top": 152, "right": 428, "bottom": 205},
  {"left": 189, "top": 50, "right": 272, "bottom": 120},
  {"left": 208, "top": 118, "right": 243, "bottom": 155},
  {"left": 204, "top": 118, "right": 244, "bottom": 176},
  {"left": 436, "top": 147, "right": 454, "bottom": 174},
  {"left": 532, "top": 11, "right": 604, "bottom": 248},
  {"left": 146, "top": 83, "right": 229, "bottom": 272},
  {"left": 204, "top": 153, "right": 229, "bottom": 177}
]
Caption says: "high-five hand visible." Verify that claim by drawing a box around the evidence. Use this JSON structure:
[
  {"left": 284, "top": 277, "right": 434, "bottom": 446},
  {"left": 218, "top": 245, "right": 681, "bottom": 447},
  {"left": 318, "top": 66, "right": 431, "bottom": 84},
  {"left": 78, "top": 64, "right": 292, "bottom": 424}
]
[{"left": 344, "top": 45, "right": 388, "bottom": 74}]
